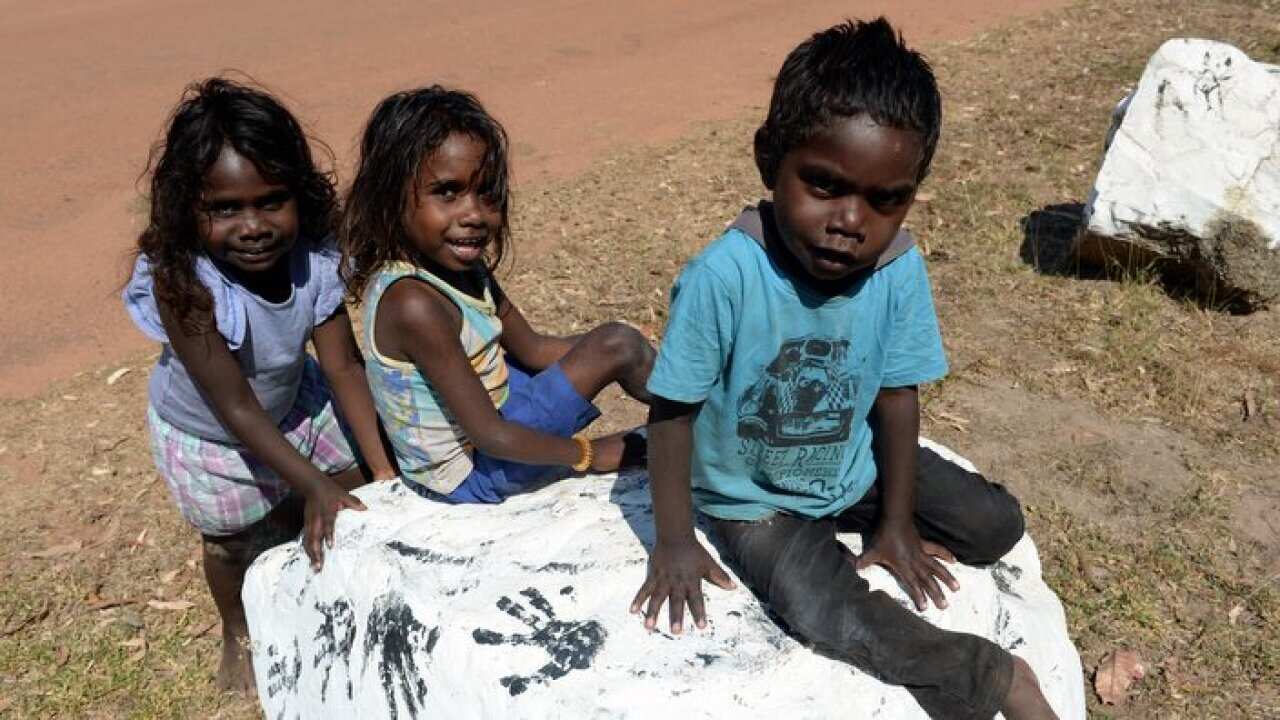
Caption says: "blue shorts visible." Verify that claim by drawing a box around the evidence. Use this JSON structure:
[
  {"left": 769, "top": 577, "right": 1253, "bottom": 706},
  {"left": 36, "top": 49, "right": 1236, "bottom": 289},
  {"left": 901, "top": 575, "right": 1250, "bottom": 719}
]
[{"left": 415, "top": 361, "right": 600, "bottom": 504}]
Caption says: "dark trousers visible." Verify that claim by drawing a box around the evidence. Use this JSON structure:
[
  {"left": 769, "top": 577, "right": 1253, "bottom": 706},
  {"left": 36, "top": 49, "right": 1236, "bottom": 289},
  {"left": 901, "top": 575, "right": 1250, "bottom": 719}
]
[{"left": 709, "top": 445, "right": 1025, "bottom": 720}]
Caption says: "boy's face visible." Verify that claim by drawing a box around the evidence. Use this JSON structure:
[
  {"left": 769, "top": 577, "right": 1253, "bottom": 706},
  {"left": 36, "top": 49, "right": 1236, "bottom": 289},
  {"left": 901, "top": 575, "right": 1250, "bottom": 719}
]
[{"left": 769, "top": 114, "right": 924, "bottom": 284}]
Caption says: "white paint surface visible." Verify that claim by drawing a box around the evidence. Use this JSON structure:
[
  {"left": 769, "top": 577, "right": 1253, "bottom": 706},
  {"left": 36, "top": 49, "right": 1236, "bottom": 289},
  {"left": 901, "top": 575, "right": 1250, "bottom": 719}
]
[{"left": 245, "top": 438, "right": 1085, "bottom": 719}]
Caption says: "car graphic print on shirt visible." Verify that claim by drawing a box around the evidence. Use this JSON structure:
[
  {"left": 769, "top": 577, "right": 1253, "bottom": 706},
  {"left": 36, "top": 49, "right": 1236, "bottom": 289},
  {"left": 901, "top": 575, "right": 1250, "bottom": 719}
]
[{"left": 736, "top": 335, "right": 857, "bottom": 495}]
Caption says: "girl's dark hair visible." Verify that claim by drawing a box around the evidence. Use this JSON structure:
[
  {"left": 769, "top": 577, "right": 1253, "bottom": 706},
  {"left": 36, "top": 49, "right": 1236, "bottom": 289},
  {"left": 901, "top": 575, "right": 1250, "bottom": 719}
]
[
  {"left": 136, "top": 76, "right": 337, "bottom": 332},
  {"left": 754, "top": 17, "right": 942, "bottom": 187},
  {"left": 340, "top": 86, "right": 511, "bottom": 304}
]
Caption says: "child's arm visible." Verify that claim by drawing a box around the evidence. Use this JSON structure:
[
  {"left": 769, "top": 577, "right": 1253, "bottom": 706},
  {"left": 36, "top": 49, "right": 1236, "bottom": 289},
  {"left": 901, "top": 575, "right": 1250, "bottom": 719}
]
[
  {"left": 629, "top": 396, "right": 735, "bottom": 634},
  {"left": 494, "top": 285, "right": 579, "bottom": 372},
  {"left": 312, "top": 308, "right": 397, "bottom": 481},
  {"left": 383, "top": 281, "right": 607, "bottom": 468},
  {"left": 856, "top": 385, "right": 959, "bottom": 611},
  {"left": 158, "top": 301, "right": 364, "bottom": 570}
]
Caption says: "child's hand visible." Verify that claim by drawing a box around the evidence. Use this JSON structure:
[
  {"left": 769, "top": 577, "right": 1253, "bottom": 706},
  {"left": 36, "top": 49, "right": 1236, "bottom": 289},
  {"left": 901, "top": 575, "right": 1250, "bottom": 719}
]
[
  {"left": 301, "top": 480, "right": 367, "bottom": 571},
  {"left": 630, "top": 538, "right": 736, "bottom": 634},
  {"left": 855, "top": 521, "right": 958, "bottom": 611}
]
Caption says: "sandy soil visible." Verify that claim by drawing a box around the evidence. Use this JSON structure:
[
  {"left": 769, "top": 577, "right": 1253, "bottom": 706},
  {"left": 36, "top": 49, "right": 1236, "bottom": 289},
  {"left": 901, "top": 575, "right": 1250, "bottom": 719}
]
[
  {"left": 3, "top": 1, "right": 1277, "bottom": 715},
  {"left": 0, "top": 0, "right": 1067, "bottom": 399}
]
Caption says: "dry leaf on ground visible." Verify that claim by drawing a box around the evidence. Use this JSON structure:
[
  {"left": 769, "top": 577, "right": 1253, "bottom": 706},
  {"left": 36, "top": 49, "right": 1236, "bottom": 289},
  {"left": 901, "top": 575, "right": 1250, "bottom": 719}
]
[
  {"left": 1228, "top": 604, "right": 1244, "bottom": 625},
  {"left": 85, "top": 596, "right": 139, "bottom": 612},
  {"left": 1, "top": 600, "right": 50, "bottom": 637},
  {"left": 146, "top": 599, "right": 195, "bottom": 611},
  {"left": 1242, "top": 389, "right": 1259, "bottom": 421},
  {"left": 1095, "top": 648, "right": 1146, "bottom": 705},
  {"left": 105, "top": 367, "right": 132, "bottom": 386},
  {"left": 26, "top": 541, "right": 82, "bottom": 559},
  {"left": 184, "top": 617, "right": 218, "bottom": 638},
  {"left": 119, "top": 635, "right": 149, "bottom": 663}
]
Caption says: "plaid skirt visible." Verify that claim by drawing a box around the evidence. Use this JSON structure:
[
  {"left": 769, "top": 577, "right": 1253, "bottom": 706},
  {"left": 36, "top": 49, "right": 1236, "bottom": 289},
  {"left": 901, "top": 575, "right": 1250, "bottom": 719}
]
[{"left": 147, "top": 357, "right": 357, "bottom": 536}]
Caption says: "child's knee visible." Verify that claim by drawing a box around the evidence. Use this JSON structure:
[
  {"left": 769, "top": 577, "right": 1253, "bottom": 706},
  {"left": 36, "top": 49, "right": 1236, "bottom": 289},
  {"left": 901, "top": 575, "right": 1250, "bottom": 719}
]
[
  {"left": 592, "top": 322, "right": 652, "bottom": 371},
  {"left": 203, "top": 496, "right": 303, "bottom": 567},
  {"left": 966, "top": 487, "right": 1025, "bottom": 564}
]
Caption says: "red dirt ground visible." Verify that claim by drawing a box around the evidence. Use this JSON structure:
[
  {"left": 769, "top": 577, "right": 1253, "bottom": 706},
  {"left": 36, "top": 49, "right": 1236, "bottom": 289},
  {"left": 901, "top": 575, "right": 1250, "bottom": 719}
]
[{"left": 0, "top": 0, "right": 1065, "bottom": 399}]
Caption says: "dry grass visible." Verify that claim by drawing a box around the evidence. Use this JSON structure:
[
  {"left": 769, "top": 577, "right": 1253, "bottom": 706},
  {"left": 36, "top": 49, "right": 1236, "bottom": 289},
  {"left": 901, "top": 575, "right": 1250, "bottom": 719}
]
[{"left": 2, "top": 0, "right": 1278, "bottom": 717}]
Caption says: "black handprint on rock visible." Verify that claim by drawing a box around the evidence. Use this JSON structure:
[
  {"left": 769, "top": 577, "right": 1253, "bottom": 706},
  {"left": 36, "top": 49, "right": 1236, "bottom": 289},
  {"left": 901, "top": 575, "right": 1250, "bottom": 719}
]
[
  {"left": 472, "top": 587, "right": 607, "bottom": 696},
  {"left": 362, "top": 592, "right": 439, "bottom": 720}
]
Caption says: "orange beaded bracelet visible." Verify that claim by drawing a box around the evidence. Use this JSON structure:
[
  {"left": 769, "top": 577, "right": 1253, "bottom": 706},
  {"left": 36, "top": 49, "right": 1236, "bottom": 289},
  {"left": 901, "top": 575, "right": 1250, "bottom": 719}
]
[{"left": 571, "top": 434, "right": 593, "bottom": 473}]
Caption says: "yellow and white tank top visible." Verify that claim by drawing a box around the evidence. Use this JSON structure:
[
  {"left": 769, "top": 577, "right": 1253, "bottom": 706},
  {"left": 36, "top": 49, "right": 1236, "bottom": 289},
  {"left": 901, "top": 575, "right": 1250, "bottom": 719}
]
[{"left": 363, "top": 261, "right": 510, "bottom": 494}]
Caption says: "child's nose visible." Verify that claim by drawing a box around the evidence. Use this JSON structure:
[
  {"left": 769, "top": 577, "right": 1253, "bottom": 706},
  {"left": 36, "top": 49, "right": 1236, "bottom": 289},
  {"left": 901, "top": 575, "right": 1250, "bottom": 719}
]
[
  {"left": 240, "top": 210, "right": 270, "bottom": 236},
  {"left": 831, "top": 197, "right": 870, "bottom": 238},
  {"left": 457, "top": 193, "right": 487, "bottom": 226}
]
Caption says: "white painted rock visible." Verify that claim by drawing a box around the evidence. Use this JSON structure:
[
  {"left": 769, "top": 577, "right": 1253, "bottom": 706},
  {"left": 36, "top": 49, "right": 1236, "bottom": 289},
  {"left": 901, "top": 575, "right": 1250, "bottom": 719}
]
[
  {"left": 244, "top": 439, "right": 1085, "bottom": 719},
  {"left": 1081, "top": 38, "right": 1280, "bottom": 309}
]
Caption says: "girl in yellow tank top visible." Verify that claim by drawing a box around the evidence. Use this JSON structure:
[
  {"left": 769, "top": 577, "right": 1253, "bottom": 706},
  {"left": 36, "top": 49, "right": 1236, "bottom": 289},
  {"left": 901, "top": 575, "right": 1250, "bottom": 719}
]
[{"left": 341, "top": 86, "right": 654, "bottom": 503}]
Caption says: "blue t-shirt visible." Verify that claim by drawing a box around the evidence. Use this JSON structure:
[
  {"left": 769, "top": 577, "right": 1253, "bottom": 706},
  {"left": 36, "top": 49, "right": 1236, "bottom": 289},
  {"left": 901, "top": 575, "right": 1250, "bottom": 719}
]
[{"left": 646, "top": 223, "right": 948, "bottom": 521}]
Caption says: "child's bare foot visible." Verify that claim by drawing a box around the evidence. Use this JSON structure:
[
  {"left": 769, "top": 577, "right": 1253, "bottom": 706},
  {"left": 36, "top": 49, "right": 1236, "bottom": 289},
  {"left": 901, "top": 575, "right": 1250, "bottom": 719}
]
[
  {"left": 202, "top": 514, "right": 296, "bottom": 697},
  {"left": 215, "top": 626, "right": 257, "bottom": 694},
  {"left": 589, "top": 428, "right": 647, "bottom": 472},
  {"left": 1000, "top": 656, "right": 1058, "bottom": 720}
]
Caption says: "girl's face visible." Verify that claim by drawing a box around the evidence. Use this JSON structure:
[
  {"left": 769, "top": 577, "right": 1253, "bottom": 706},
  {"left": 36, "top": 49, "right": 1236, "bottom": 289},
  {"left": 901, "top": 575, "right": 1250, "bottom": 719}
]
[
  {"left": 197, "top": 145, "right": 299, "bottom": 276},
  {"left": 403, "top": 133, "right": 502, "bottom": 273}
]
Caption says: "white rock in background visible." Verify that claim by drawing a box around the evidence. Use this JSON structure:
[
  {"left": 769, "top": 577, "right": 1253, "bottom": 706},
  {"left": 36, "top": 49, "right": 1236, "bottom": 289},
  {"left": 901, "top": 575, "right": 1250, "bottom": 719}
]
[
  {"left": 244, "top": 439, "right": 1084, "bottom": 720},
  {"left": 1081, "top": 38, "right": 1280, "bottom": 309}
]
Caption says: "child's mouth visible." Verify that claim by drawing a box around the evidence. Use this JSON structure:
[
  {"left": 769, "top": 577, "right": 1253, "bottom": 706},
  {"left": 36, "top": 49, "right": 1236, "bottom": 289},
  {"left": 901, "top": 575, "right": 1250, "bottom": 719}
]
[
  {"left": 234, "top": 244, "right": 281, "bottom": 266},
  {"left": 810, "top": 246, "right": 859, "bottom": 269},
  {"left": 446, "top": 237, "right": 488, "bottom": 263}
]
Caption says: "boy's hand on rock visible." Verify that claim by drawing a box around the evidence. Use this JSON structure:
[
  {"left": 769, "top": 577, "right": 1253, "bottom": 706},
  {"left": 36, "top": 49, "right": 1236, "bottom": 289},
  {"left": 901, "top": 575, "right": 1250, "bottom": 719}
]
[
  {"left": 301, "top": 480, "right": 367, "bottom": 571},
  {"left": 856, "top": 522, "right": 958, "bottom": 611},
  {"left": 630, "top": 538, "right": 736, "bottom": 634}
]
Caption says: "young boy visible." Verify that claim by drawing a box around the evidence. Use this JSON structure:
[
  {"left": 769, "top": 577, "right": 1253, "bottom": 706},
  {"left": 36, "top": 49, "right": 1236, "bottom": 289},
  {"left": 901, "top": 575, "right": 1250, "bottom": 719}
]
[{"left": 629, "top": 18, "right": 1058, "bottom": 720}]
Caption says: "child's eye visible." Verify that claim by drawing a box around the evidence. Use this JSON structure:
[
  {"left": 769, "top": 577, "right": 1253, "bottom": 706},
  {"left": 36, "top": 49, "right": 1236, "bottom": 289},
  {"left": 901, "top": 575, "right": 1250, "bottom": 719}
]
[
  {"left": 431, "top": 182, "right": 462, "bottom": 201},
  {"left": 868, "top": 191, "right": 911, "bottom": 212},
  {"left": 258, "top": 191, "right": 293, "bottom": 211},
  {"left": 803, "top": 174, "right": 842, "bottom": 198},
  {"left": 204, "top": 203, "right": 239, "bottom": 218}
]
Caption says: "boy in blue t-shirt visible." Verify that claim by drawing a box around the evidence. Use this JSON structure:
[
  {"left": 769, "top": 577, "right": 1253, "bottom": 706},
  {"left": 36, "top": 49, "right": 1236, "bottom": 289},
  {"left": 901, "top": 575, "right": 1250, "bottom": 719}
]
[{"left": 630, "top": 18, "right": 1057, "bottom": 720}]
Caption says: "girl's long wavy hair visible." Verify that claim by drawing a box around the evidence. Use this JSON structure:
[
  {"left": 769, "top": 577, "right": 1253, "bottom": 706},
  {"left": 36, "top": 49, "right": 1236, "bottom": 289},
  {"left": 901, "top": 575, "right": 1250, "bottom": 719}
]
[
  {"left": 135, "top": 76, "right": 337, "bottom": 333},
  {"left": 340, "top": 85, "right": 511, "bottom": 304}
]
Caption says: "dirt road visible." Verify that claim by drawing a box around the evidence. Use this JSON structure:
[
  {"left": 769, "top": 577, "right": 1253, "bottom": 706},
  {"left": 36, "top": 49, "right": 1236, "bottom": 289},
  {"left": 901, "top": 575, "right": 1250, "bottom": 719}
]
[{"left": 0, "top": 0, "right": 1064, "bottom": 398}]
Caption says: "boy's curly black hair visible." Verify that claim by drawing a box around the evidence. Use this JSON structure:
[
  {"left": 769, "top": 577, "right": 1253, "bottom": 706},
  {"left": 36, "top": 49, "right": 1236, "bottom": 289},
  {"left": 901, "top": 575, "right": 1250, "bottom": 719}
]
[
  {"left": 340, "top": 86, "right": 511, "bottom": 304},
  {"left": 135, "top": 77, "right": 337, "bottom": 333},
  {"left": 754, "top": 17, "right": 942, "bottom": 188}
]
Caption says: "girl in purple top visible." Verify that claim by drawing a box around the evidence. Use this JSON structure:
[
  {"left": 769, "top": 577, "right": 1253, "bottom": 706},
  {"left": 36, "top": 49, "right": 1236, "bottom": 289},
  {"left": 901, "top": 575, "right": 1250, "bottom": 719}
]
[{"left": 123, "top": 78, "right": 394, "bottom": 693}]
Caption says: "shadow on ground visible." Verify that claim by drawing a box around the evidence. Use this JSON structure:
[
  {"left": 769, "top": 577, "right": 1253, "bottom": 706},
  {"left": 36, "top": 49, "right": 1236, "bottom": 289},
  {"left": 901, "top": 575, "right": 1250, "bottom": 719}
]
[
  {"left": 1018, "top": 201, "right": 1262, "bottom": 313},
  {"left": 1018, "top": 202, "right": 1091, "bottom": 276}
]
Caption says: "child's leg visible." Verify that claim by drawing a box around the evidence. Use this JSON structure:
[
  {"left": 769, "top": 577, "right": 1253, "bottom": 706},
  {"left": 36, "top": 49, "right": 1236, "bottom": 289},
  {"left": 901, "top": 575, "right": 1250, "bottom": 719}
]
[
  {"left": 585, "top": 427, "right": 647, "bottom": 471},
  {"left": 834, "top": 446, "right": 1058, "bottom": 718},
  {"left": 838, "top": 445, "right": 1025, "bottom": 565},
  {"left": 200, "top": 494, "right": 303, "bottom": 692},
  {"left": 710, "top": 513, "right": 1014, "bottom": 720},
  {"left": 556, "top": 322, "right": 655, "bottom": 404}
]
